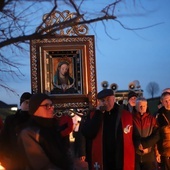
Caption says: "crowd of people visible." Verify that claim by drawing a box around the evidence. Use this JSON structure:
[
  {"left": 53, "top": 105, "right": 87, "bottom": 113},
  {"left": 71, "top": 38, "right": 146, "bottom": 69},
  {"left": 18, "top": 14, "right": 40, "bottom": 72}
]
[{"left": 0, "top": 88, "right": 170, "bottom": 170}]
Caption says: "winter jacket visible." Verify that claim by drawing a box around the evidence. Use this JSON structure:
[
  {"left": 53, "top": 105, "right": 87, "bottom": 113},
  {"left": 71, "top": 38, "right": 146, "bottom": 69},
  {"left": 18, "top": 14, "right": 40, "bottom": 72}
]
[
  {"left": 0, "top": 110, "right": 30, "bottom": 170},
  {"left": 18, "top": 116, "right": 74, "bottom": 170},
  {"left": 157, "top": 107, "right": 170, "bottom": 157},
  {"left": 133, "top": 111, "right": 159, "bottom": 162}
]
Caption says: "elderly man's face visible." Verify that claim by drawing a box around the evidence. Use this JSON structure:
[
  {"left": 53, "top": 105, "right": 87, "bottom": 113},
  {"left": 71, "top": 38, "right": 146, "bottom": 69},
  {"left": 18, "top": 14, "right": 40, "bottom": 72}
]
[
  {"left": 161, "top": 94, "right": 170, "bottom": 110},
  {"left": 136, "top": 101, "right": 147, "bottom": 115},
  {"left": 98, "top": 95, "right": 115, "bottom": 111}
]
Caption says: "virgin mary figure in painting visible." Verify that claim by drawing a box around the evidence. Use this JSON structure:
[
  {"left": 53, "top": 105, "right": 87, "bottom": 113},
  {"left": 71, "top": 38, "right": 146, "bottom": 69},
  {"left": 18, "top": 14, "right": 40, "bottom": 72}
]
[{"left": 51, "top": 61, "right": 77, "bottom": 94}]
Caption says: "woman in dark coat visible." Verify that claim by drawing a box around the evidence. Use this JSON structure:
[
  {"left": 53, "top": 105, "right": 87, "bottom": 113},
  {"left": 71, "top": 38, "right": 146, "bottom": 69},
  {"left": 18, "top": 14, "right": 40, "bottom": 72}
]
[{"left": 18, "top": 93, "right": 74, "bottom": 170}]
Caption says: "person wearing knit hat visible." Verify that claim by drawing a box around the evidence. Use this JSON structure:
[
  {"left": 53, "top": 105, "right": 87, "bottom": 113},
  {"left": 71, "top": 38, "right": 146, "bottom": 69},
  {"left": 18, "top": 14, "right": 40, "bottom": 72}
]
[
  {"left": 20, "top": 92, "right": 32, "bottom": 111},
  {"left": 123, "top": 90, "right": 138, "bottom": 114},
  {"left": 128, "top": 90, "right": 138, "bottom": 101},
  {"left": 29, "top": 93, "right": 51, "bottom": 116},
  {"left": 20, "top": 92, "right": 32, "bottom": 105},
  {"left": 18, "top": 93, "right": 74, "bottom": 169},
  {"left": 0, "top": 92, "right": 32, "bottom": 169}
]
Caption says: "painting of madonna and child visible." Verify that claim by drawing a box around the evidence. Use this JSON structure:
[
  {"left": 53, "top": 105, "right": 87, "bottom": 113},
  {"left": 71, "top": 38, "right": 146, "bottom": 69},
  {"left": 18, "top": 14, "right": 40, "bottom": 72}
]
[{"left": 51, "top": 57, "right": 82, "bottom": 95}]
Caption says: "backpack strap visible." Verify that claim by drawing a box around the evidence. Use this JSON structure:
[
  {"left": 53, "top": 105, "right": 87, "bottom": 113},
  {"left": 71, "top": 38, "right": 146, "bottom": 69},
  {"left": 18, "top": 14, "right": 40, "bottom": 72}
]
[{"left": 162, "top": 113, "right": 170, "bottom": 124}]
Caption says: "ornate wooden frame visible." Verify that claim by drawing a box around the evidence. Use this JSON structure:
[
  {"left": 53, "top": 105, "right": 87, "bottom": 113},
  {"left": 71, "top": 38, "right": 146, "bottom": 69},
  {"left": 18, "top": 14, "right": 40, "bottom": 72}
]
[{"left": 30, "top": 35, "right": 97, "bottom": 109}]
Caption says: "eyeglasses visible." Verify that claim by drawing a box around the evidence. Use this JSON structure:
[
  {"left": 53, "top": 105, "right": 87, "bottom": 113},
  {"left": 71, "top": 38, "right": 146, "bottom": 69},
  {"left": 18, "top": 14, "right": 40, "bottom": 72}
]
[{"left": 39, "top": 104, "right": 54, "bottom": 110}]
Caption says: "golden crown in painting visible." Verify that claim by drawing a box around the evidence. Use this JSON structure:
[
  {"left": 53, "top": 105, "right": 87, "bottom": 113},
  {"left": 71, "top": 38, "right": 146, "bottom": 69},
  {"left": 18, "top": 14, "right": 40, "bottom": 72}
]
[{"left": 57, "top": 56, "right": 72, "bottom": 65}]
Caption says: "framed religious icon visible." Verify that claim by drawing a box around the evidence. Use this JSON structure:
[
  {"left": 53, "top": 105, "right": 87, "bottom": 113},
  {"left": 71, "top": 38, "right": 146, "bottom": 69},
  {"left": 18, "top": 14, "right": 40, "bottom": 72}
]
[{"left": 30, "top": 35, "right": 97, "bottom": 109}]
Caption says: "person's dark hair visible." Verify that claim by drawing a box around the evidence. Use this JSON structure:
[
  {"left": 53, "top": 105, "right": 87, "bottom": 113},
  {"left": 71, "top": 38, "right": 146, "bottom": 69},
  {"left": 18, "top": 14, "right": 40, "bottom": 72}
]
[
  {"left": 20, "top": 92, "right": 32, "bottom": 105},
  {"left": 161, "top": 92, "right": 170, "bottom": 99}
]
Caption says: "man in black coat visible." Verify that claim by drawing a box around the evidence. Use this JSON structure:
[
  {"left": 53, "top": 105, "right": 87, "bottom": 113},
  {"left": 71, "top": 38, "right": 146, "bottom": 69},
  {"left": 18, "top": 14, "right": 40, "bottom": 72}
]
[
  {"left": 0, "top": 92, "right": 32, "bottom": 170},
  {"left": 156, "top": 90, "right": 170, "bottom": 170},
  {"left": 81, "top": 89, "right": 135, "bottom": 170}
]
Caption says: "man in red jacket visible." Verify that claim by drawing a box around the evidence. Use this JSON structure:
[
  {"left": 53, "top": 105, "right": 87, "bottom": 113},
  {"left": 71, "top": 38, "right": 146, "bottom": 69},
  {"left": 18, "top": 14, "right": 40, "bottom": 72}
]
[
  {"left": 133, "top": 97, "right": 159, "bottom": 170},
  {"left": 82, "top": 89, "right": 135, "bottom": 170}
]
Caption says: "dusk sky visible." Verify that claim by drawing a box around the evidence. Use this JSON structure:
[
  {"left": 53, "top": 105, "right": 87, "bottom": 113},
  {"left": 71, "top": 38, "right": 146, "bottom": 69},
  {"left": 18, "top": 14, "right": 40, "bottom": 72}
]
[{"left": 1, "top": 0, "right": 170, "bottom": 106}]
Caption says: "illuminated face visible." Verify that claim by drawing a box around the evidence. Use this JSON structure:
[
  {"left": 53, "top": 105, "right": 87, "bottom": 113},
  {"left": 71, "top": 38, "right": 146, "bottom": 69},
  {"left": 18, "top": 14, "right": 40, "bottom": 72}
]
[
  {"left": 161, "top": 94, "right": 170, "bottom": 110},
  {"left": 136, "top": 101, "right": 147, "bottom": 115},
  {"left": 129, "top": 96, "right": 137, "bottom": 107},
  {"left": 59, "top": 64, "right": 69, "bottom": 76},
  {"left": 34, "top": 99, "right": 54, "bottom": 118},
  {"left": 99, "top": 95, "right": 115, "bottom": 111}
]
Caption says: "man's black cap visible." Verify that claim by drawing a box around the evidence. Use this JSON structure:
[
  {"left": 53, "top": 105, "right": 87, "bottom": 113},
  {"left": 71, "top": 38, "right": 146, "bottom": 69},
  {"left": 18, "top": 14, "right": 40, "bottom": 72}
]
[
  {"left": 97, "top": 89, "right": 114, "bottom": 99},
  {"left": 20, "top": 92, "right": 32, "bottom": 105}
]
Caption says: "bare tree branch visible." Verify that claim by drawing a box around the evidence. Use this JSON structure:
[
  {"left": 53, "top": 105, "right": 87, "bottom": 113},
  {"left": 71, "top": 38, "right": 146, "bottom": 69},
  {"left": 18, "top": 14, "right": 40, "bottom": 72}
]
[{"left": 0, "top": 0, "right": 162, "bottom": 94}]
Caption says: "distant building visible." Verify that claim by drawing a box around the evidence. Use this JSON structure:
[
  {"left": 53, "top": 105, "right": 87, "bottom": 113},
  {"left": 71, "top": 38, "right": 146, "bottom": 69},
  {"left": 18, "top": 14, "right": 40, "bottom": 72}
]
[
  {"left": 0, "top": 101, "right": 18, "bottom": 111},
  {"left": 115, "top": 90, "right": 143, "bottom": 104}
]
